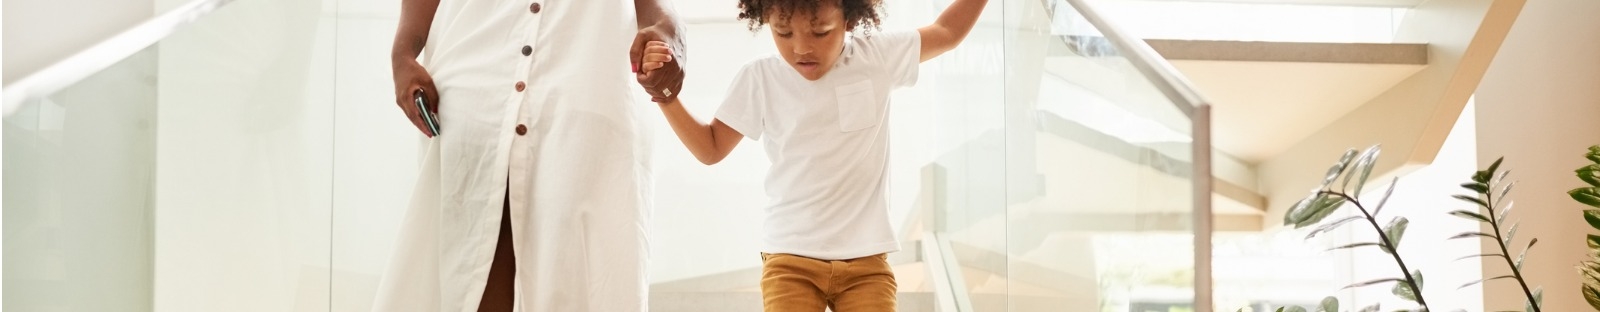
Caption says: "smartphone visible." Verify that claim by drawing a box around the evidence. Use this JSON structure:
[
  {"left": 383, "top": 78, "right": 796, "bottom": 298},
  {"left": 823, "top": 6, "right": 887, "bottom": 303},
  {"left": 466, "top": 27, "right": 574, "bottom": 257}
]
[{"left": 414, "top": 90, "right": 440, "bottom": 136}]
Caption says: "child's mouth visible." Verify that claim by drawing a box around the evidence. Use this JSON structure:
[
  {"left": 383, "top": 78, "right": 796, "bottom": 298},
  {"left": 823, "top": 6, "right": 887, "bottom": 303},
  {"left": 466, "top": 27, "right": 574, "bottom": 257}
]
[{"left": 795, "top": 61, "right": 819, "bottom": 73}]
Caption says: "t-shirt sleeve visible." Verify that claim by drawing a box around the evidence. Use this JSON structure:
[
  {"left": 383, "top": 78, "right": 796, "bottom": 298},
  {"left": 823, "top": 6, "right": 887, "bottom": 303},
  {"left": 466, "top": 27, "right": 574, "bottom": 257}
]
[
  {"left": 862, "top": 29, "right": 922, "bottom": 88},
  {"left": 713, "top": 62, "right": 765, "bottom": 140}
]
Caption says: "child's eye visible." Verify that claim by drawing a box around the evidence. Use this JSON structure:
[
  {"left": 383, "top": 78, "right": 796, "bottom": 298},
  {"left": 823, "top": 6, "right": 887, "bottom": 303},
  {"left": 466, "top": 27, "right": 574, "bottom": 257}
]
[
  {"left": 776, "top": 31, "right": 794, "bottom": 38},
  {"left": 812, "top": 30, "right": 830, "bottom": 38}
]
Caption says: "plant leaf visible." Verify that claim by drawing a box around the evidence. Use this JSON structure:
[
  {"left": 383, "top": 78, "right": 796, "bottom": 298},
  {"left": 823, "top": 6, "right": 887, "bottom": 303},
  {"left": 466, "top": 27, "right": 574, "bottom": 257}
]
[
  {"left": 1459, "top": 275, "right": 1516, "bottom": 289},
  {"left": 1487, "top": 157, "right": 1504, "bottom": 181},
  {"left": 1529, "top": 287, "right": 1542, "bottom": 312},
  {"left": 1394, "top": 281, "right": 1417, "bottom": 302},
  {"left": 1453, "top": 194, "right": 1490, "bottom": 208},
  {"left": 1496, "top": 201, "right": 1515, "bottom": 225},
  {"left": 1498, "top": 181, "right": 1517, "bottom": 206},
  {"left": 1590, "top": 234, "right": 1600, "bottom": 250},
  {"left": 1295, "top": 195, "right": 1348, "bottom": 229},
  {"left": 1328, "top": 242, "right": 1386, "bottom": 253},
  {"left": 1344, "top": 278, "right": 1405, "bottom": 289},
  {"left": 1322, "top": 149, "right": 1359, "bottom": 189},
  {"left": 1583, "top": 283, "right": 1600, "bottom": 310},
  {"left": 1579, "top": 166, "right": 1600, "bottom": 188},
  {"left": 1350, "top": 145, "right": 1381, "bottom": 196},
  {"left": 1318, "top": 296, "right": 1339, "bottom": 312},
  {"left": 1587, "top": 210, "right": 1600, "bottom": 231},
  {"left": 1357, "top": 304, "right": 1380, "bottom": 312},
  {"left": 1455, "top": 253, "right": 1504, "bottom": 261},
  {"left": 1373, "top": 178, "right": 1399, "bottom": 218},
  {"left": 1449, "top": 210, "right": 1492, "bottom": 223},
  {"left": 1448, "top": 232, "right": 1497, "bottom": 240},
  {"left": 1385, "top": 217, "right": 1410, "bottom": 250},
  {"left": 1393, "top": 270, "right": 1423, "bottom": 302},
  {"left": 1506, "top": 222, "right": 1520, "bottom": 245},
  {"left": 1285, "top": 193, "right": 1318, "bottom": 225},
  {"left": 1574, "top": 187, "right": 1600, "bottom": 208},
  {"left": 1515, "top": 238, "right": 1537, "bottom": 272},
  {"left": 1461, "top": 182, "right": 1489, "bottom": 194},
  {"left": 1306, "top": 216, "right": 1365, "bottom": 239}
]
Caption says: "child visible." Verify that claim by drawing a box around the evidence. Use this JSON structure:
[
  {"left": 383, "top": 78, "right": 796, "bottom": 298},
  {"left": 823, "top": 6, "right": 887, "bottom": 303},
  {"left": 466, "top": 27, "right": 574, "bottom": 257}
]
[{"left": 636, "top": 0, "right": 985, "bottom": 310}]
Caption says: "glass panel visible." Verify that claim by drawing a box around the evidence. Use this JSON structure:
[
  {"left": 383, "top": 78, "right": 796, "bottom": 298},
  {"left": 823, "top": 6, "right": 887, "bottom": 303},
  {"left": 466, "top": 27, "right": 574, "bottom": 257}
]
[
  {"left": 3, "top": 48, "right": 160, "bottom": 312},
  {"left": 998, "top": 0, "right": 1199, "bottom": 311},
  {"left": 3, "top": 0, "right": 337, "bottom": 310}
]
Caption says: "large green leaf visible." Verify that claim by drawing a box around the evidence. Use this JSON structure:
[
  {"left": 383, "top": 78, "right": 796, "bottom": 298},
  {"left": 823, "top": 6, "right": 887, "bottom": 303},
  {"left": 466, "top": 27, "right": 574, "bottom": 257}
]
[
  {"left": 1449, "top": 210, "right": 1492, "bottom": 223},
  {"left": 1581, "top": 165, "right": 1600, "bottom": 188},
  {"left": 1588, "top": 145, "right": 1600, "bottom": 163},
  {"left": 1318, "top": 296, "right": 1339, "bottom": 312},
  {"left": 1586, "top": 210, "right": 1600, "bottom": 231},
  {"left": 1386, "top": 217, "right": 1410, "bottom": 249},
  {"left": 1294, "top": 195, "right": 1348, "bottom": 229},
  {"left": 1306, "top": 216, "right": 1365, "bottom": 239},
  {"left": 1285, "top": 194, "right": 1317, "bottom": 225},
  {"left": 1453, "top": 194, "right": 1490, "bottom": 208},
  {"left": 1574, "top": 187, "right": 1600, "bottom": 208},
  {"left": 1458, "top": 275, "right": 1515, "bottom": 289},
  {"left": 1461, "top": 182, "right": 1489, "bottom": 194},
  {"left": 1487, "top": 157, "right": 1504, "bottom": 180},
  {"left": 1350, "top": 146, "right": 1381, "bottom": 195}
]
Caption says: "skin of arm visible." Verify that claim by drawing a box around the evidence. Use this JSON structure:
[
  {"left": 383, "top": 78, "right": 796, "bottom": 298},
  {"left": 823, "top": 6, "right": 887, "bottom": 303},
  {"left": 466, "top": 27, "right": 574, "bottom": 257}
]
[{"left": 917, "top": 0, "right": 989, "bottom": 62}]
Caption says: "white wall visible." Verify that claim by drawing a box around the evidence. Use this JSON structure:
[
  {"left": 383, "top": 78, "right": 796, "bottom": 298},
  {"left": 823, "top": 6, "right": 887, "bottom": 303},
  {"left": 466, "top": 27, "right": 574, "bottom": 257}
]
[
  {"left": 152, "top": 0, "right": 335, "bottom": 310},
  {"left": 1473, "top": 0, "right": 1600, "bottom": 310},
  {"left": 2, "top": 0, "right": 154, "bottom": 84}
]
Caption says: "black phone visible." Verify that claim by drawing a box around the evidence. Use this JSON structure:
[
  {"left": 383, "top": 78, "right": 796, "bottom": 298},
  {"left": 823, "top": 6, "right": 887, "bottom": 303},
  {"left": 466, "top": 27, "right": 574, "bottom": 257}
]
[{"left": 415, "top": 90, "right": 440, "bottom": 136}]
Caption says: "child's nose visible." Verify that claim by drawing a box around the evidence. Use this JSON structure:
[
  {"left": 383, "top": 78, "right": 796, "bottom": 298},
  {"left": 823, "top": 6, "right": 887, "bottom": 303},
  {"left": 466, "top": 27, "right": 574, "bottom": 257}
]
[{"left": 792, "top": 39, "right": 814, "bottom": 55}]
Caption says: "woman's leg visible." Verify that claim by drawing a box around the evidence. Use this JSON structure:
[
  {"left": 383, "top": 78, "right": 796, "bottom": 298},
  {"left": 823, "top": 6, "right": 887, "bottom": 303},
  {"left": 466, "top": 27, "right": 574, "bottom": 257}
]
[{"left": 478, "top": 195, "right": 516, "bottom": 312}]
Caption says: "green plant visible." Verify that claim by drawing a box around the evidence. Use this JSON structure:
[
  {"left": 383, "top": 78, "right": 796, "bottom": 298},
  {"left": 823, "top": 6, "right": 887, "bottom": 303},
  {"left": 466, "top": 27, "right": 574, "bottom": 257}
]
[
  {"left": 1569, "top": 145, "right": 1600, "bottom": 310},
  {"left": 1450, "top": 157, "right": 1540, "bottom": 312},
  {"left": 1276, "top": 145, "right": 1544, "bottom": 312},
  {"left": 1281, "top": 146, "right": 1425, "bottom": 312}
]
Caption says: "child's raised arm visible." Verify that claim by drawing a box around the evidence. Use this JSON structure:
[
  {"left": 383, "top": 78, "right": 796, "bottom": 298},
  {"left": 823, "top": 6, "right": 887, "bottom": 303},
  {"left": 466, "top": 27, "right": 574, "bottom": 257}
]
[{"left": 918, "top": 0, "right": 989, "bottom": 62}]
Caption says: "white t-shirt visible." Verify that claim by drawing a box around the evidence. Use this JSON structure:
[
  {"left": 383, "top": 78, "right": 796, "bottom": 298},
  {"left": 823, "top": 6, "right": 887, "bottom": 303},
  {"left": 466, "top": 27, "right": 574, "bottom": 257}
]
[{"left": 715, "top": 30, "right": 921, "bottom": 260}]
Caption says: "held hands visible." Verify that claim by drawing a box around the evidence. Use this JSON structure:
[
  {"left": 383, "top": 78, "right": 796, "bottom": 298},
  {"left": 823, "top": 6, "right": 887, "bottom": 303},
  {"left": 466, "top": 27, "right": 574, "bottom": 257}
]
[
  {"left": 629, "top": 24, "right": 685, "bottom": 103},
  {"left": 635, "top": 41, "right": 678, "bottom": 102}
]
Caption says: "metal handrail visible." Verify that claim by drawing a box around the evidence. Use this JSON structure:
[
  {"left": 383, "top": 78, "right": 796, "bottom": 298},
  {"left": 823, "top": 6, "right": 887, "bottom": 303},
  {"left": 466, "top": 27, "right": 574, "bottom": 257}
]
[{"left": 2, "top": 0, "right": 239, "bottom": 116}]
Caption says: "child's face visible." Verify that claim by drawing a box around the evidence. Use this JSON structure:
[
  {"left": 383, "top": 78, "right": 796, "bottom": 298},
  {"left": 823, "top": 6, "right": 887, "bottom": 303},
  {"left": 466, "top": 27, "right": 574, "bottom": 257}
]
[{"left": 766, "top": 3, "right": 847, "bottom": 81}]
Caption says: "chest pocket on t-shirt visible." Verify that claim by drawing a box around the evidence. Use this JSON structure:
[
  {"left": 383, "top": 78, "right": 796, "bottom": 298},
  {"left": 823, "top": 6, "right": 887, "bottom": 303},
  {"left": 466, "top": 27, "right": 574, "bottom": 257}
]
[{"left": 835, "top": 80, "right": 880, "bottom": 132}]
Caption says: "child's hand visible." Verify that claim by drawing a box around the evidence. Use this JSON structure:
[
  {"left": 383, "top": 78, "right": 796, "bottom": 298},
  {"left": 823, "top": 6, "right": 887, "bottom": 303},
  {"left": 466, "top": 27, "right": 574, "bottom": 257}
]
[{"left": 638, "top": 41, "right": 675, "bottom": 76}]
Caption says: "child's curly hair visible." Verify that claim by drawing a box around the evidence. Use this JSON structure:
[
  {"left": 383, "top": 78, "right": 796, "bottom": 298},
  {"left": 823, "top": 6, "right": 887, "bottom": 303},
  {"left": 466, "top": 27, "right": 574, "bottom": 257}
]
[{"left": 737, "top": 0, "right": 885, "bottom": 33}]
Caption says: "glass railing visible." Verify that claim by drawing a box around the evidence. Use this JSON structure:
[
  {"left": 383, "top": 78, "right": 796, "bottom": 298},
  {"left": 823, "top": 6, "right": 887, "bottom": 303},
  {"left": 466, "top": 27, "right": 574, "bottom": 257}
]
[
  {"left": 4, "top": 0, "right": 337, "bottom": 311},
  {"left": 3, "top": 0, "right": 1212, "bottom": 311},
  {"left": 922, "top": 0, "right": 1214, "bottom": 310}
]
